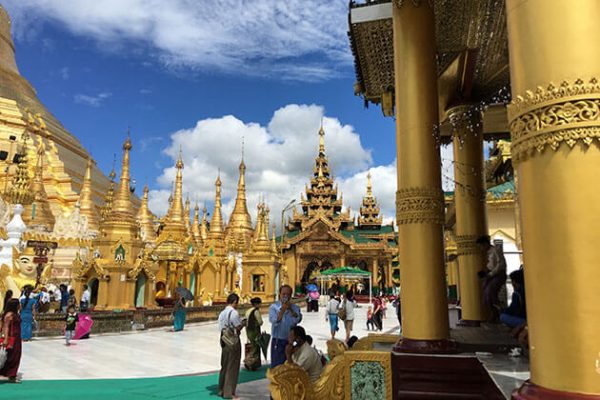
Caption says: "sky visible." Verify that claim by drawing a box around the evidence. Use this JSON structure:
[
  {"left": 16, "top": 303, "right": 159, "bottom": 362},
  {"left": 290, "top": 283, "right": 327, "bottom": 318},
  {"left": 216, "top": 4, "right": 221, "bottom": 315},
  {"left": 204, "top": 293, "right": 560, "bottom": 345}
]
[{"left": 3, "top": 0, "right": 455, "bottom": 229}]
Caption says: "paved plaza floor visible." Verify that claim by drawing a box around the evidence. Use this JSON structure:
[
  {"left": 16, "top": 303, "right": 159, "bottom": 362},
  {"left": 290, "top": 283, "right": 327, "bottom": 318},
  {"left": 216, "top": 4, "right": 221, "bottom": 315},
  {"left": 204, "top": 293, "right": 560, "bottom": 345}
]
[{"left": 2, "top": 304, "right": 527, "bottom": 399}]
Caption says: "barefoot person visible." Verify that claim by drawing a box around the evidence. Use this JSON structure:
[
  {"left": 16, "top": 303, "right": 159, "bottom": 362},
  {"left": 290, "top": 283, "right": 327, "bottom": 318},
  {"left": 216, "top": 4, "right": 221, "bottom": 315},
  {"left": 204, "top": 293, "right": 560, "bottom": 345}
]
[
  {"left": 218, "top": 293, "right": 245, "bottom": 400},
  {"left": 0, "top": 298, "right": 22, "bottom": 383},
  {"left": 65, "top": 304, "right": 79, "bottom": 346}
]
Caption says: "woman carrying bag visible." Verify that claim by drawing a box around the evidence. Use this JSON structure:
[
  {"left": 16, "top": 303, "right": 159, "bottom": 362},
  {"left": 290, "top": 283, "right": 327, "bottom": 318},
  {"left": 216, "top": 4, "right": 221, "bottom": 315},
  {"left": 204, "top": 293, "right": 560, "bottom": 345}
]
[
  {"left": 217, "top": 293, "right": 245, "bottom": 400},
  {"left": 0, "top": 299, "right": 22, "bottom": 383}
]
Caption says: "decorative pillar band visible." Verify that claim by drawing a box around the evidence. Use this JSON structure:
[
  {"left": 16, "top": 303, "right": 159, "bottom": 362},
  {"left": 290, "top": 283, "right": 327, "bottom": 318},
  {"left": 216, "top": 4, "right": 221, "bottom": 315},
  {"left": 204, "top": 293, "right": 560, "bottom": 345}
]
[
  {"left": 454, "top": 234, "right": 482, "bottom": 256},
  {"left": 396, "top": 187, "right": 444, "bottom": 225},
  {"left": 508, "top": 78, "right": 600, "bottom": 164}
]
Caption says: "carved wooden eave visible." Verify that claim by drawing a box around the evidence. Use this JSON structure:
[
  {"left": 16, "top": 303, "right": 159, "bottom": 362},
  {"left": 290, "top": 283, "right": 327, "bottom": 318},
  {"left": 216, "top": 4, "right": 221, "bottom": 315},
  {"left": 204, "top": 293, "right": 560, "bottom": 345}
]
[
  {"left": 127, "top": 259, "right": 157, "bottom": 281},
  {"left": 349, "top": 0, "right": 511, "bottom": 137},
  {"left": 73, "top": 256, "right": 109, "bottom": 281}
]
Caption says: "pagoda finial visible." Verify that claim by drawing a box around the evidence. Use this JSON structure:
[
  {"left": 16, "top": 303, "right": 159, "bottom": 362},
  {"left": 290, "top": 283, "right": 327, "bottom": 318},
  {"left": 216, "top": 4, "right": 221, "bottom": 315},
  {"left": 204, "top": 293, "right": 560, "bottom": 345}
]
[
  {"left": 209, "top": 172, "right": 224, "bottom": 235},
  {"left": 227, "top": 145, "right": 253, "bottom": 247},
  {"left": 200, "top": 204, "right": 209, "bottom": 241},
  {"left": 366, "top": 172, "right": 373, "bottom": 197},
  {"left": 101, "top": 155, "right": 117, "bottom": 220},
  {"left": 163, "top": 154, "right": 185, "bottom": 235},
  {"left": 318, "top": 120, "right": 325, "bottom": 155},
  {"left": 192, "top": 202, "right": 202, "bottom": 244},
  {"left": 108, "top": 135, "right": 134, "bottom": 219},
  {"left": 184, "top": 196, "right": 191, "bottom": 234},
  {"left": 79, "top": 157, "right": 100, "bottom": 232}
]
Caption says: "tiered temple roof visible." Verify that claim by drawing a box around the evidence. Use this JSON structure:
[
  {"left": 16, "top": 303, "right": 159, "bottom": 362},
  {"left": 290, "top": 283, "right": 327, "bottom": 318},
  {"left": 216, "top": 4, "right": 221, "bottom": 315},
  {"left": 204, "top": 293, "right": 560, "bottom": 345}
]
[{"left": 358, "top": 173, "right": 383, "bottom": 229}]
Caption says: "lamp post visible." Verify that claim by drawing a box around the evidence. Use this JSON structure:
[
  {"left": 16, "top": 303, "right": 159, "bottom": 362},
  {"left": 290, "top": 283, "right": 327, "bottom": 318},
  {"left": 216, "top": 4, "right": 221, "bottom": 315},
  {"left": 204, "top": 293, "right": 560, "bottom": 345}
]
[{"left": 276, "top": 199, "right": 295, "bottom": 300}]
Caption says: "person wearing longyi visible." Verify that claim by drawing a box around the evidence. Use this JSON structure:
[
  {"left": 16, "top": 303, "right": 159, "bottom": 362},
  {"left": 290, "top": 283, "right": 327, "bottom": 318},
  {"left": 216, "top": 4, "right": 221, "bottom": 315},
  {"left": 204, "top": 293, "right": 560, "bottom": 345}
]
[{"left": 268, "top": 284, "right": 302, "bottom": 368}]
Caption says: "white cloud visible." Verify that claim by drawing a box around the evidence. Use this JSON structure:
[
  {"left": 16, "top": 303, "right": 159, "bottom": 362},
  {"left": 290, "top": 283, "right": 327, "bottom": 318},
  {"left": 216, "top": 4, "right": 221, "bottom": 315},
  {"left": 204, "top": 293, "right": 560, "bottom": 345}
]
[
  {"left": 59, "top": 66, "right": 69, "bottom": 80},
  {"left": 148, "top": 104, "right": 378, "bottom": 230},
  {"left": 73, "top": 91, "right": 112, "bottom": 107},
  {"left": 6, "top": 0, "right": 352, "bottom": 81}
]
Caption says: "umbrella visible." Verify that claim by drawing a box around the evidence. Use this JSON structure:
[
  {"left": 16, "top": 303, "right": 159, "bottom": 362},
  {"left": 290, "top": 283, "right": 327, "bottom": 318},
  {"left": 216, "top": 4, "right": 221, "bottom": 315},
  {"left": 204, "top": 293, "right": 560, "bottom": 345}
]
[
  {"left": 306, "top": 283, "right": 318, "bottom": 292},
  {"left": 74, "top": 314, "right": 94, "bottom": 340},
  {"left": 176, "top": 286, "right": 194, "bottom": 301},
  {"left": 257, "top": 331, "right": 271, "bottom": 360}
]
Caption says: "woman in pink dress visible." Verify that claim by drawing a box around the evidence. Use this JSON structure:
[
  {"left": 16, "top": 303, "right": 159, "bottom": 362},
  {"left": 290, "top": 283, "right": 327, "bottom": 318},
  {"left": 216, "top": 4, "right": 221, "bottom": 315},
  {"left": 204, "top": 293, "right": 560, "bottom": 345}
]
[{"left": 0, "top": 298, "right": 22, "bottom": 383}]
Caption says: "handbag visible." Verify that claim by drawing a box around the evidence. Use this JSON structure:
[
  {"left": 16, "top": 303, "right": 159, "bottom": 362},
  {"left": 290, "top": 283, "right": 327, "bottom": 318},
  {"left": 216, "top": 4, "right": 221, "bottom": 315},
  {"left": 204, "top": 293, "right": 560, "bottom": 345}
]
[
  {"left": 0, "top": 346, "right": 6, "bottom": 370},
  {"left": 221, "top": 310, "right": 240, "bottom": 347},
  {"left": 338, "top": 300, "right": 347, "bottom": 321}
]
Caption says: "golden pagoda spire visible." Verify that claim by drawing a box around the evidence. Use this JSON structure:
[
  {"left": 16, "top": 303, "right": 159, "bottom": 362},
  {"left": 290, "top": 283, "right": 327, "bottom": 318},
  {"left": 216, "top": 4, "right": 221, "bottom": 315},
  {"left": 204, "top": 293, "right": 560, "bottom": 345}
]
[
  {"left": 251, "top": 202, "right": 270, "bottom": 253},
  {"left": 23, "top": 144, "right": 55, "bottom": 231},
  {"left": 192, "top": 202, "right": 202, "bottom": 244},
  {"left": 271, "top": 223, "right": 277, "bottom": 253},
  {"left": 79, "top": 157, "right": 101, "bottom": 232},
  {"left": 101, "top": 155, "right": 116, "bottom": 220},
  {"left": 200, "top": 204, "right": 209, "bottom": 241},
  {"left": 359, "top": 171, "right": 383, "bottom": 229},
  {"left": 366, "top": 172, "right": 373, "bottom": 198},
  {"left": 184, "top": 196, "right": 191, "bottom": 235},
  {"left": 167, "top": 150, "right": 185, "bottom": 224},
  {"left": 226, "top": 148, "right": 253, "bottom": 250},
  {"left": 137, "top": 184, "right": 156, "bottom": 242},
  {"left": 108, "top": 136, "right": 134, "bottom": 221},
  {"left": 4, "top": 132, "right": 33, "bottom": 205},
  {"left": 209, "top": 172, "right": 224, "bottom": 236},
  {"left": 319, "top": 121, "right": 325, "bottom": 155}
]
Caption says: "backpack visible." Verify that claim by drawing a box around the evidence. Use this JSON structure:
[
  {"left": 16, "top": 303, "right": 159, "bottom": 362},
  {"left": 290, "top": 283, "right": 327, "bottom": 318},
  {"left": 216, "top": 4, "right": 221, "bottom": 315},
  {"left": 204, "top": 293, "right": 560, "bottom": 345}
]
[{"left": 338, "top": 300, "right": 347, "bottom": 321}]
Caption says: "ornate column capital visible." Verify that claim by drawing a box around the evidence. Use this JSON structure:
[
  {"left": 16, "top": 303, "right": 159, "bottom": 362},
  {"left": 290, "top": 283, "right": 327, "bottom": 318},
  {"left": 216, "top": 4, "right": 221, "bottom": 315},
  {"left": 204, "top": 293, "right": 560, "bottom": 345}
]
[
  {"left": 447, "top": 104, "right": 483, "bottom": 131},
  {"left": 454, "top": 234, "right": 482, "bottom": 256},
  {"left": 508, "top": 77, "right": 600, "bottom": 164},
  {"left": 396, "top": 187, "right": 444, "bottom": 225}
]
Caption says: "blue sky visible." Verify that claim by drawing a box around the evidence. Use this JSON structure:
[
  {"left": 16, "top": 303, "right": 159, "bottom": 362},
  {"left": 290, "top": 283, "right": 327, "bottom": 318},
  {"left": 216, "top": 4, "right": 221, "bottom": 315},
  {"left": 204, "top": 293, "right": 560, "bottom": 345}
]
[{"left": 4, "top": 0, "right": 450, "bottom": 224}]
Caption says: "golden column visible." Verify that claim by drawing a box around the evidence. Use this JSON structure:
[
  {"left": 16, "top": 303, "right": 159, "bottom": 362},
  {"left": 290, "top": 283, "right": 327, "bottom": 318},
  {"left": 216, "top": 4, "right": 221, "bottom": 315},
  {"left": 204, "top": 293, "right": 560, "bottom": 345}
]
[
  {"left": 392, "top": 0, "right": 451, "bottom": 352},
  {"left": 506, "top": 0, "right": 600, "bottom": 397},
  {"left": 448, "top": 105, "right": 487, "bottom": 325}
]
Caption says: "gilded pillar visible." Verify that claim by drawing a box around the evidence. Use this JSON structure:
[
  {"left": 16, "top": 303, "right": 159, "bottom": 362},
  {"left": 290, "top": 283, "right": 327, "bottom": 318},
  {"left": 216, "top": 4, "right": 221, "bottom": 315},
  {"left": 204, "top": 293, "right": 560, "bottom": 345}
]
[
  {"left": 392, "top": 0, "right": 451, "bottom": 351},
  {"left": 448, "top": 105, "right": 487, "bottom": 325},
  {"left": 371, "top": 259, "right": 379, "bottom": 293},
  {"left": 506, "top": 0, "right": 600, "bottom": 397}
]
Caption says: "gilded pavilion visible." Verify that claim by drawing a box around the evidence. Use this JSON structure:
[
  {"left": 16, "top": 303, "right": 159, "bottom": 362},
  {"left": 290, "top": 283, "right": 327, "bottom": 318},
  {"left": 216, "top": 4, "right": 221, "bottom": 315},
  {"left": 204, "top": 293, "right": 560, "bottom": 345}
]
[
  {"left": 346, "top": 0, "right": 600, "bottom": 398},
  {"left": 280, "top": 126, "right": 398, "bottom": 293}
]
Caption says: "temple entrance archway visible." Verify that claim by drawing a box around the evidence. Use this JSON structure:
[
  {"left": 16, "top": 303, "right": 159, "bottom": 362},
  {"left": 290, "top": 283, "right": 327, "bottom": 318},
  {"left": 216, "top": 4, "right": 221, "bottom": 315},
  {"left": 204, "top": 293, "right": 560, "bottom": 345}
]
[
  {"left": 88, "top": 278, "right": 99, "bottom": 307},
  {"left": 134, "top": 273, "right": 147, "bottom": 308}
]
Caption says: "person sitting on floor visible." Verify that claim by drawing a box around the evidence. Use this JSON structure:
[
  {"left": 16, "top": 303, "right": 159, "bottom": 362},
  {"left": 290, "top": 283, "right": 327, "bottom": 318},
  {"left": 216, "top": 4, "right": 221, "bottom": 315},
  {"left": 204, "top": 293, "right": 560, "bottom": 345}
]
[
  {"left": 285, "top": 326, "right": 323, "bottom": 383},
  {"left": 500, "top": 268, "right": 526, "bottom": 328}
]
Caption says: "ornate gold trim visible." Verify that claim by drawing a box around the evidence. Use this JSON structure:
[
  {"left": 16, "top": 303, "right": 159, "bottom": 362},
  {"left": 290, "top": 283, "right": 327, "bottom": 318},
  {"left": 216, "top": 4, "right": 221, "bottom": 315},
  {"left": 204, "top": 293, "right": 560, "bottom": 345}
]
[
  {"left": 508, "top": 78, "right": 600, "bottom": 163},
  {"left": 396, "top": 187, "right": 444, "bottom": 225},
  {"left": 455, "top": 234, "right": 481, "bottom": 256},
  {"left": 352, "top": 333, "right": 399, "bottom": 351}
]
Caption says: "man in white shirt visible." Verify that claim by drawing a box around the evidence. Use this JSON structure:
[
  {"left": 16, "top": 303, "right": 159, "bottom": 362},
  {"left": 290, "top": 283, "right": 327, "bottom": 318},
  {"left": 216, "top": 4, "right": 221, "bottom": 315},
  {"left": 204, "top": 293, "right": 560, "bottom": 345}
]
[
  {"left": 285, "top": 326, "right": 323, "bottom": 383},
  {"left": 80, "top": 284, "right": 91, "bottom": 312},
  {"left": 217, "top": 293, "right": 244, "bottom": 400},
  {"left": 340, "top": 291, "right": 357, "bottom": 342}
]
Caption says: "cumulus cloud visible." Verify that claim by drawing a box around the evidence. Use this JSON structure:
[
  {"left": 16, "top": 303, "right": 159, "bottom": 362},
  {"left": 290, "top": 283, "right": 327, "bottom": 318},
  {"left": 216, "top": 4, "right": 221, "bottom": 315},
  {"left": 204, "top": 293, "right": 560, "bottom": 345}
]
[
  {"left": 73, "top": 91, "right": 112, "bottom": 107},
  {"left": 5, "top": 0, "right": 352, "bottom": 81},
  {"left": 147, "top": 104, "right": 385, "bottom": 230}
]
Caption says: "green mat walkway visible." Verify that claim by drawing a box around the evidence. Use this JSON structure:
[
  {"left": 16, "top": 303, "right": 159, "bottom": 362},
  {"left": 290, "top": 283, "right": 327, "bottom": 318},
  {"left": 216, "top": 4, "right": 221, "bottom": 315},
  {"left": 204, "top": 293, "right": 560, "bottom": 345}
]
[{"left": 0, "top": 367, "right": 268, "bottom": 399}]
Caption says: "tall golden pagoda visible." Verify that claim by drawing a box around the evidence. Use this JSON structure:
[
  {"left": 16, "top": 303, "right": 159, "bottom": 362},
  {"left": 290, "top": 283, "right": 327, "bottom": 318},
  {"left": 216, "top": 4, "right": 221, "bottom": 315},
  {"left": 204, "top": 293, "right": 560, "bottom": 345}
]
[
  {"left": 78, "top": 158, "right": 101, "bottom": 233},
  {"left": 152, "top": 152, "right": 190, "bottom": 295},
  {"left": 225, "top": 157, "right": 253, "bottom": 252},
  {"left": 73, "top": 137, "right": 156, "bottom": 310},
  {"left": 184, "top": 196, "right": 191, "bottom": 236},
  {"left": 191, "top": 203, "right": 202, "bottom": 245},
  {"left": 22, "top": 144, "right": 54, "bottom": 231},
  {"left": 200, "top": 205, "right": 208, "bottom": 242},
  {"left": 358, "top": 172, "right": 383, "bottom": 229},
  {"left": 137, "top": 185, "right": 156, "bottom": 242},
  {"left": 101, "top": 159, "right": 117, "bottom": 221},
  {"left": 0, "top": 6, "right": 110, "bottom": 214}
]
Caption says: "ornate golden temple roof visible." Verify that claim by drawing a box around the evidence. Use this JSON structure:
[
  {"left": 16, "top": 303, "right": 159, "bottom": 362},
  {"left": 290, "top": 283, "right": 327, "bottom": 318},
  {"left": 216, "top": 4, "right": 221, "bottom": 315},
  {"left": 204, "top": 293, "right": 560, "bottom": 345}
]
[
  {"left": 358, "top": 172, "right": 383, "bottom": 229},
  {"left": 348, "top": 0, "right": 510, "bottom": 136},
  {"left": 289, "top": 125, "right": 352, "bottom": 232}
]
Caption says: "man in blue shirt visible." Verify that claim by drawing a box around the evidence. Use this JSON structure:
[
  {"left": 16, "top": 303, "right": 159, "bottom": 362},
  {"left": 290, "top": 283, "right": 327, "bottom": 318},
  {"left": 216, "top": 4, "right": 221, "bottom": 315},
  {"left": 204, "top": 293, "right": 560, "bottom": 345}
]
[{"left": 269, "top": 284, "right": 302, "bottom": 368}]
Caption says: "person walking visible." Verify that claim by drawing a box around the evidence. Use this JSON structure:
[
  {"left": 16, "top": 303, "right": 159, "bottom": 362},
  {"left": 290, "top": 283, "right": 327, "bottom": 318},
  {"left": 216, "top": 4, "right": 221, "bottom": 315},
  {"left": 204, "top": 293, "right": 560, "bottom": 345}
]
[
  {"left": 340, "top": 291, "right": 357, "bottom": 343},
  {"left": 67, "top": 288, "right": 77, "bottom": 310},
  {"left": 65, "top": 304, "right": 79, "bottom": 346},
  {"left": 0, "top": 298, "right": 22, "bottom": 383},
  {"left": 80, "top": 284, "right": 91, "bottom": 312},
  {"left": 172, "top": 292, "right": 186, "bottom": 332},
  {"left": 325, "top": 292, "right": 340, "bottom": 340},
  {"left": 372, "top": 295, "right": 383, "bottom": 331},
  {"left": 244, "top": 297, "right": 263, "bottom": 371},
  {"left": 477, "top": 235, "right": 507, "bottom": 321},
  {"left": 59, "top": 284, "right": 69, "bottom": 313},
  {"left": 0, "top": 290, "right": 13, "bottom": 331},
  {"left": 218, "top": 293, "right": 244, "bottom": 400},
  {"left": 19, "top": 285, "right": 38, "bottom": 341},
  {"left": 269, "top": 284, "right": 302, "bottom": 368}
]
